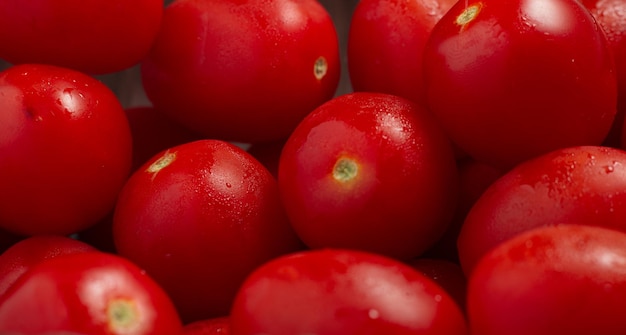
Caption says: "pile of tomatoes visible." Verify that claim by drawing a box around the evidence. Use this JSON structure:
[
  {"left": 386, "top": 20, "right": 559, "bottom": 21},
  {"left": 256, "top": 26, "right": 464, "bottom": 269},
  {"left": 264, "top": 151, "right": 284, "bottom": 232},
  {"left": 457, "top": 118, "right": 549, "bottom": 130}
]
[{"left": 1, "top": 0, "right": 626, "bottom": 334}]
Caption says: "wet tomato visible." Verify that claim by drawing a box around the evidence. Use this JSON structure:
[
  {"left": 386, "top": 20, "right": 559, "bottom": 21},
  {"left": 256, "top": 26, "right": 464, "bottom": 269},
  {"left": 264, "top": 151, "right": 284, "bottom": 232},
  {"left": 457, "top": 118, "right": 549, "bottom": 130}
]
[
  {"left": 0, "top": 252, "right": 183, "bottom": 335},
  {"left": 230, "top": 249, "right": 468, "bottom": 335},
  {"left": 467, "top": 224, "right": 626, "bottom": 335},
  {"left": 278, "top": 92, "right": 459, "bottom": 260},
  {"left": 423, "top": 0, "right": 617, "bottom": 169},
  {"left": 141, "top": 0, "right": 340, "bottom": 143},
  {"left": 0, "top": 64, "right": 132, "bottom": 236},
  {"left": 113, "top": 139, "right": 304, "bottom": 323}
]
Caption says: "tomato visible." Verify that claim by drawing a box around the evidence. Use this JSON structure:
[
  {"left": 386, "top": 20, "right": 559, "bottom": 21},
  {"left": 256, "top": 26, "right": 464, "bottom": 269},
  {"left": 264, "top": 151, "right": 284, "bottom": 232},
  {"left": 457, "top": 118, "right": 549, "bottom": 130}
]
[
  {"left": 184, "top": 317, "right": 230, "bottom": 335},
  {"left": 467, "top": 224, "right": 626, "bottom": 335},
  {"left": 0, "top": 64, "right": 133, "bottom": 236},
  {"left": 0, "top": 0, "right": 163, "bottom": 74},
  {"left": 458, "top": 145, "right": 626, "bottom": 274},
  {"left": 347, "top": 0, "right": 456, "bottom": 105},
  {"left": 579, "top": 0, "right": 626, "bottom": 146},
  {"left": 0, "top": 252, "right": 183, "bottom": 335},
  {"left": 423, "top": 0, "right": 617, "bottom": 169},
  {"left": 141, "top": 0, "right": 341, "bottom": 143},
  {"left": 113, "top": 139, "right": 304, "bottom": 323},
  {"left": 278, "top": 92, "right": 459, "bottom": 260},
  {"left": 0, "top": 235, "right": 95, "bottom": 300},
  {"left": 230, "top": 249, "right": 468, "bottom": 335}
]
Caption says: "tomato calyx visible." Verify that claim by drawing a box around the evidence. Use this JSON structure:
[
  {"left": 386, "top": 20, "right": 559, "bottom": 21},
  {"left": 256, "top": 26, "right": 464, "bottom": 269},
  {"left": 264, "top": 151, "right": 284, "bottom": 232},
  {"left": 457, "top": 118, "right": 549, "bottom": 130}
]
[
  {"left": 146, "top": 150, "right": 177, "bottom": 176},
  {"left": 107, "top": 298, "right": 141, "bottom": 333},
  {"left": 332, "top": 157, "right": 359, "bottom": 183},
  {"left": 456, "top": 2, "right": 483, "bottom": 30}
]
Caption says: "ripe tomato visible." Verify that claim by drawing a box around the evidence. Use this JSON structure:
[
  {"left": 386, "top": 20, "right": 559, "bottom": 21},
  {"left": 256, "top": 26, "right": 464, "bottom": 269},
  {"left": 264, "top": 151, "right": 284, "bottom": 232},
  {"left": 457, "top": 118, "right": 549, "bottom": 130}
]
[
  {"left": 467, "top": 224, "right": 626, "bottom": 335},
  {"left": 423, "top": 0, "right": 617, "bottom": 169},
  {"left": 278, "top": 92, "right": 459, "bottom": 260},
  {"left": 0, "top": 235, "right": 95, "bottom": 300},
  {"left": 347, "top": 0, "right": 456, "bottom": 105},
  {"left": 580, "top": 0, "right": 626, "bottom": 146},
  {"left": 408, "top": 258, "right": 468, "bottom": 311},
  {"left": 141, "top": 0, "right": 341, "bottom": 143},
  {"left": 0, "top": 252, "right": 183, "bottom": 335},
  {"left": 458, "top": 145, "right": 626, "bottom": 274},
  {"left": 0, "top": 0, "right": 163, "bottom": 74},
  {"left": 184, "top": 317, "right": 230, "bottom": 335},
  {"left": 113, "top": 139, "right": 304, "bottom": 323},
  {"left": 230, "top": 249, "right": 468, "bottom": 335},
  {"left": 0, "top": 64, "right": 133, "bottom": 236}
]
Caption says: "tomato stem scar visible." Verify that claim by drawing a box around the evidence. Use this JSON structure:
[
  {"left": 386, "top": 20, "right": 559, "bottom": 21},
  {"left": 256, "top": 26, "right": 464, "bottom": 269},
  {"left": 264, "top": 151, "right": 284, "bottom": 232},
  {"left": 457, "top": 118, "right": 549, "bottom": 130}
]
[
  {"left": 314, "top": 56, "right": 328, "bottom": 80},
  {"left": 147, "top": 150, "right": 176, "bottom": 174},
  {"left": 107, "top": 298, "right": 139, "bottom": 332},
  {"left": 333, "top": 157, "right": 358, "bottom": 182},
  {"left": 456, "top": 3, "right": 482, "bottom": 27}
]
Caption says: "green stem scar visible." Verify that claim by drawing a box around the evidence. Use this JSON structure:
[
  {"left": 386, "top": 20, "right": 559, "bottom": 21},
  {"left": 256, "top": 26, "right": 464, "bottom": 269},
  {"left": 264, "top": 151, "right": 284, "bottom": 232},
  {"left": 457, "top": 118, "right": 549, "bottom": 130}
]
[
  {"left": 147, "top": 150, "right": 176, "bottom": 174},
  {"left": 456, "top": 3, "right": 482, "bottom": 27},
  {"left": 108, "top": 299, "right": 139, "bottom": 332},
  {"left": 314, "top": 56, "right": 328, "bottom": 80},
  {"left": 333, "top": 157, "right": 358, "bottom": 183}
]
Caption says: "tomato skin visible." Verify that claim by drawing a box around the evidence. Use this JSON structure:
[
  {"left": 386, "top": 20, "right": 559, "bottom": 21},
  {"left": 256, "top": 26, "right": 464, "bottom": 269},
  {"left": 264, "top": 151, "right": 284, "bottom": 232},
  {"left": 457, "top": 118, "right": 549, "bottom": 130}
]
[
  {"left": 408, "top": 258, "right": 468, "bottom": 311},
  {"left": 183, "top": 317, "right": 230, "bottom": 335},
  {"left": 0, "top": 235, "right": 95, "bottom": 300},
  {"left": 0, "top": 0, "right": 163, "bottom": 74},
  {"left": 423, "top": 0, "right": 617, "bottom": 169},
  {"left": 278, "top": 92, "right": 459, "bottom": 260},
  {"left": 458, "top": 145, "right": 626, "bottom": 274},
  {"left": 467, "top": 224, "right": 626, "bottom": 335},
  {"left": 113, "top": 139, "right": 304, "bottom": 323},
  {"left": 347, "top": 0, "right": 456, "bottom": 105},
  {"left": 230, "top": 249, "right": 468, "bottom": 335},
  {"left": 141, "top": 0, "right": 340, "bottom": 143},
  {"left": 0, "top": 252, "right": 183, "bottom": 335},
  {"left": 0, "top": 64, "right": 133, "bottom": 236}
]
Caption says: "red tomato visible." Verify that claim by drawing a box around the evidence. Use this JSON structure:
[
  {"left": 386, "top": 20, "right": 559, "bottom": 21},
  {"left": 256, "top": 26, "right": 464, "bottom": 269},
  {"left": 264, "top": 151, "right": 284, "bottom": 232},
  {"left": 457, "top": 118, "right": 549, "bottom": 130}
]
[
  {"left": 423, "top": 0, "right": 617, "bottom": 169},
  {"left": 458, "top": 145, "right": 626, "bottom": 274},
  {"left": 0, "top": 64, "right": 133, "bottom": 236},
  {"left": 125, "top": 106, "right": 203, "bottom": 172},
  {"left": 278, "top": 92, "right": 459, "bottom": 260},
  {"left": 0, "top": 252, "right": 183, "bottom": 335},
  {"left": 141, "top": 0, "right": 341, "bottom": 143},
  {"left": 184, "top": 317, "right": 230, "bottom": 335},
  {"left": 579, "top": 0, "right": 626, "bottom": 146},
  {"left": 347, "top": 0, "right": 456, "bottom": 105},
  {"left": 467, "top": 224, "right": 626, "bottom": 335},
  {"left": 0, "top": 235, "right": 95, "bottom": 300},
  {"left": 113, "top": 139, "right": 304, "bottom": 323},
  {"left": 0, "top": 0, "right": 163, "bottom": 74},
  {"left": 230, "top": 249, "right": 468, "bottom": 335}
]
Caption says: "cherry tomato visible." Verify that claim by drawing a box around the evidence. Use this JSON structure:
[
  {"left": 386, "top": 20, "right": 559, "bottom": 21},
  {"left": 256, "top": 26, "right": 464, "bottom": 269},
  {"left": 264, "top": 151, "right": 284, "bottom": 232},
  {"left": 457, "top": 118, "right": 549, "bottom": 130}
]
[
  {"left": 467, "top": 224, "right": 626, "bottom": 335},
  {"left": 230, "top": 249, "right": 468, "bottom": 335},
  {"left": 579, "top": 0, "right": 626, "bottom": 146},
  {"left": 347, "top": 0, "right": 456, "bottom": 105},
  {"left": 278, "top": 92, "right": 459, "bottom": 260},
  {"left": 423, "top": 0, "right": 617, "bottom": 169},
  {"left": 141, "top": 0, "right": 341, "bottom": 143},
  {"left": 458, "top": 145, "right": 626, "bottom": 274},
  {"left": 184, "top": 317, "right": 230, "bottom": 335},
  {"left": 113, "top": 139, "right": 304, "bottom": 323},
  {"left": 0, "top": 64, "right": 133, "bottom": 236},
  {"left": 0, "top": 235, "right": 95, "bottom": 300},
  {"left": 0, "top": 252, "right": 183, "bottom": 335},
  {"left": 0, "top": 0, "right": 163, "bottom": 74}
]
